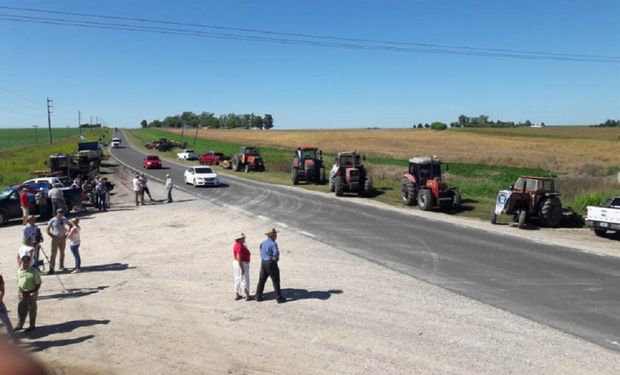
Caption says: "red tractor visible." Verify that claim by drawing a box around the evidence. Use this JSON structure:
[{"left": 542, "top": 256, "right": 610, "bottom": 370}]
[
  {"left": 329, "top": 151, "right": 373, "bottom": 197},
  {"left": 291, "top": 147, "right": 326, "bottom": 185},
  {"left": 400, "top": 156, "right": 461, "bottom": 211},
  {"left": 231, "top": 146, "right": 265, "bottom": 173}
]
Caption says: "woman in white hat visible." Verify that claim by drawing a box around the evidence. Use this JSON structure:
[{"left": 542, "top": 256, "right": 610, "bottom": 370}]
[{"left": 232, "top": 233, "right": 252, "bottom": 301}]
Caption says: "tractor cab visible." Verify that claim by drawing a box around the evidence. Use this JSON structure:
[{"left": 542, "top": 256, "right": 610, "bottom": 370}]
[
  {"left": 408, "top": 157, "right": 442, "bottom": 185},
  {"left": 337, "top": 152, "right": 362, "bottom": 168},
  {"left": 241, "top": 146, "right": 260, "bottom": 156}
]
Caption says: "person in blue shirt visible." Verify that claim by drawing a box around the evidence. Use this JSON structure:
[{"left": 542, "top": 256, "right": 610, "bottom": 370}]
[{"left": 255, "top": 228, "right": 286, "bottom": 303}]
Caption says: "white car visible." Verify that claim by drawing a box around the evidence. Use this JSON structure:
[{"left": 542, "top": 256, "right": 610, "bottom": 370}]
[
  {"left": 111, "top": 137, "right": 121, "bottom": 148},
  {"left": 184, "top": 166, "right": 220, "bottom": 187},
  {"left": 177, "top": 149, "right": 199, "bottom": 160}
]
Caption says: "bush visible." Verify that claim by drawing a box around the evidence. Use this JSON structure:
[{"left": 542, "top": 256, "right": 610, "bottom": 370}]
[{"left": 430, "top": 122, "right": 448, "bottom": 131}]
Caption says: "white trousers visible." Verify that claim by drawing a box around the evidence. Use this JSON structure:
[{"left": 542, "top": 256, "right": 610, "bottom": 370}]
[{"left": 233, "top": 261, "right": 250, "bottom": 294}]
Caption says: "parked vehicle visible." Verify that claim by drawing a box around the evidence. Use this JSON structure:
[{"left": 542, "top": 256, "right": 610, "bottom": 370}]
[
  {"left": 329, "top": 151, "right": 372, "bottom": 197},
  {"left": 183, "top": 166, "right": 220, "bottom": 187},
  {"left": 177, "top": 149, "right": 199, "bottom": 161},
  {"left": 491, "top": 176, "right": 562, "bottom": 229},
  {"left": 24, "top": 176, "right": 71, "bottom": 188},
  {"left": 231, "top": 146, "right": 265, "bottom": 172},
  {"left": 0, "top": 185, "right": 82, "bottom": 225},
  {"left": 586, "top": 197, "right": 620, "bottom": 236},
  {"left": 199, "top": 151, "right": 229, "bottom": 166},
  {"left": 111, "top": 137, "right": 121, "bottom": 148},
  {"left": 291, "top": 147, "right": 326, "bottom": 185},
  {"left": 143, "top": 155, "right": 162, "bottom": 169},
  {"left": 400, "top": 156, "right": 460, "bottom": 211}
]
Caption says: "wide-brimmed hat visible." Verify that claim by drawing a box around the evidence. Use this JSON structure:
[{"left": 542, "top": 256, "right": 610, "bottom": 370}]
[
  {"left": 265, "top": 228, "right": 278, "bottom": 236},
  {"left": 235, "top": 233, "right": 246, "bottom": 241},
  {"left": 21, "top": 254, "right": 31, "bottom": 261}
]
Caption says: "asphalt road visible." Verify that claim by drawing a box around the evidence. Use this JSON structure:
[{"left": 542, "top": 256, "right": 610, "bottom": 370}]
[{"left": 112, "top": 132, "right": 620, "bottom": 352}]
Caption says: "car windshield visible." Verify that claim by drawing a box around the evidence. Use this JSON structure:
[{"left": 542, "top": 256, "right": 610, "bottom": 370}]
[
  {"left": 147, "top": 156, "right": 159, "bottom": 160},
  {"left": 186, "top": 150, "right": 195, "bottom": 154},
  {"left": 302, "top": 150, "right": 317, "bottom": 159},
  {"left": 195, "top": 167, "right": 213, "bottom": 174},
  {"left": 0, "top": 188, "right": 14, "bottom": 199}
]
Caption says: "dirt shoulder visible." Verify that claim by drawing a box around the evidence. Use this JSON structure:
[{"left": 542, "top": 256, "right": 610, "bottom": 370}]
[{"left": 0, "top": 161, "right": 618, "bottom": 374}]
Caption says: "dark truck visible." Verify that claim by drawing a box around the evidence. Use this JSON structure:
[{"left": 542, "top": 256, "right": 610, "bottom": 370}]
[{"left": 0, "top": 184, "right": 83, "bottom": 225}]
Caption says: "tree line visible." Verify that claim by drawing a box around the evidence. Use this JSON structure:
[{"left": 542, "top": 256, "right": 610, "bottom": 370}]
[
  {"left": 141, "top": 112, "right": 274, "bottom": 129},
  {"left": 592, "top": 119, "right": 619, "bottom": 127}
]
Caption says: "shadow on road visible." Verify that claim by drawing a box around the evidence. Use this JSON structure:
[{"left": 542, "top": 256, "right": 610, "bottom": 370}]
[
  {"left": 80, "top": 263, "right": 134, "bottom": 273},
  {"left": 262, "top": 288, "right": 343, "bottom": 302},
  {"left": 26, "top": 335, "right": 95, "bottom": 353}
]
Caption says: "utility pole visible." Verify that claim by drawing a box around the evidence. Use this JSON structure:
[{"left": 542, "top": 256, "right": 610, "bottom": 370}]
[
  {"left": 192, "top": 124, "right": 200, "bottom": 148},
  {"left": 180, "top": 122, "right": 186, "bottom": 145},
  {"left": 46, "top": 97, "right": 53, "bottom": 144},
  {"left": 32, "top": 125, "right": 38, "bottom": 144},
  {"left": 78, "top": 111, "right": 82, "bottom": 135}
]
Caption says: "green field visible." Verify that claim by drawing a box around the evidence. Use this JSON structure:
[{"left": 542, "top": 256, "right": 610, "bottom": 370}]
[
  {"left": 0, "top": 127, "right": 89, "bottom": 150},
  {"left": 0, "top": 128, "right": 112, "bottom": 188},
  {"left": 126, "top": 128, "right": 561, "bottom": 219}
]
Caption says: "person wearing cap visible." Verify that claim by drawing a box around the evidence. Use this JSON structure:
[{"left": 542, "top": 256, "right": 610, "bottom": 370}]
[
  {"left": 0, "top": 273, "right": 17, "bottom": 342},
  {"left": 15, "top": 255, "right": 42, "bottom": 332},
  {"left": 165, "top": 174, "right": 173, "bottom": 203},
  {"left": 132, "top": 173, "right": 144, "bottom": 206},
  {"left": 232, "top": 233, "right": 252, "bottom": 301},
  {"left": 66, "top": 218, "right": 82, "bottom": 273},
  {"left": 46, "top": 209, "right": 72, "bottom": 274},
  {"left": 255, "top": 228, "right": 286, "bottom": 303},
  {"left": 35, "top": 188, "right": 49, "bottom": 220},
  {"left": 48, "top": 184, "right": 65, "bottom": 214}
]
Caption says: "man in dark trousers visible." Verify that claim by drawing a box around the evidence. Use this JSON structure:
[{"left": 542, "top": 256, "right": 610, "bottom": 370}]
[{"left": 255, "top": 228, "right": 286, "bottom": 303}]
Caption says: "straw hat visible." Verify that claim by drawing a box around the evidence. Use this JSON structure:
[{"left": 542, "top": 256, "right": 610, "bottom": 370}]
[
  {"left": 265, "top": 228, "right": 278, "bottom": 236},
  {"left": 235, "top": 233, "right": 246, "bottom": 241}
]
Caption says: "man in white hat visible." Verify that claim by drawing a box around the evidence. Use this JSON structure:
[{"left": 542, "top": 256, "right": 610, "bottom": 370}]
[
  {"left": 165, "top": 174, "right": 173, "bottom": 203},
  {"left": 256, "top": 228, "right": 286, "bottom": 303}
]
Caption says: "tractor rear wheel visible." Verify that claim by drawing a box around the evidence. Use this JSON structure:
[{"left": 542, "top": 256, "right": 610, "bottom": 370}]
[
  {"left": 518, "top": 210, "right": 527, "bottom": 229},
  {"left": 452, "top": 189, "right": 461, "bottom": 210},
  {"left": 539, "top": 197, "right": 562, "bottom": 228},
  {"left": 334, "top": 177, "right": 344, "bottom": 197},
  {"left": 401, "top": 181, "right": 416, "bottom": 206},
  {"left": 363, "top": 178, "right": 373, "bottom": 197},
  {"left": 418, "top": 189, "right": 433, "bottom": 211},
  {"left": 593, "top": 227, "right": 607, "bottom": 236},
  {"left": 291, "top": 168, "right": 299, "bottom": 185}
]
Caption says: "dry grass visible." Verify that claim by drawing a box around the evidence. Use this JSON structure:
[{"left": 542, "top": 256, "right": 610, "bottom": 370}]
[{"left": 165, "top": 127, "right": 620, "bottom": 175}]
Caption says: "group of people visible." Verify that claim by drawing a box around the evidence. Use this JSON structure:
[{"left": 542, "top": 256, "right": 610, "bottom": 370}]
[
  {"left": 0, "top": 208, "right": 84, "bottom": 342},
  {"left": 131, "top": 172, "right": 173, "bottom": 205},
  {"left": 74, "top": 175, "right": 114, "bottom": 213},
  {"left": 232, "top": 228, "right": 286, "bottom": 304}
]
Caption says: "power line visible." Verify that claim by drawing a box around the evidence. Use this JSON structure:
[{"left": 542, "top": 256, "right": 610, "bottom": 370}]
[{"left": 0, "top": 7, "right": 617, "bottom": 63}]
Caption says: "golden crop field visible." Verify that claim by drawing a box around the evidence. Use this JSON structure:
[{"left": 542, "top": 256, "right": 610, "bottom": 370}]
[{"left": 166, "top": 127, "right": 620, "bottom": 175}]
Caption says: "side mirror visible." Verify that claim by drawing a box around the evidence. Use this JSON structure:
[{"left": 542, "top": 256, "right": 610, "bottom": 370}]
[
  {"left": 509, "top": 185, "right": 514, "bottom": 190},
  {"left": 362, "top": 155, "right": 367, "bottom": 161},
  {"left": 445, "top": 164, "right": 449, "bottom": 172}
]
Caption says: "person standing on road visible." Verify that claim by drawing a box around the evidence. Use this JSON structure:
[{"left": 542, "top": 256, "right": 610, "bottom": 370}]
[
  {"left": 66, "top": 218, "right": 82, "bottom": 273},
  {"left": 0, "top": 273, "right": 17, "bottom": 342},
  {"left": 19, "top": 189, "right": 30, "bottom": 225},
  {"left": 35, "top": 188, "right": 49, "bottom": 220},
  {"left": 48, "top": 184, "right": 65, "bottom": 214},
  {"left": 165, "top": 174, "right": 173, "bottom": 203},
  {"left": 132, "top": 173, "right": 143, "bottom": 206},
  {"left": 232, "top": 233, "right": 252, "bottom": 301},
  {"left": 46, "top": 209, "right": 71, "bottom": 274},
  {"left": 255, "top": 228, "right": 286, "bottom": 303},
  {"left": 139, "top": 173, "right": 153, "bottom": 201},
  {"left": 15, "top": 255, "right": 42, "bottom": 333},
  {"left": 22, "top": 215, "right": 38, "bottom": 246}
]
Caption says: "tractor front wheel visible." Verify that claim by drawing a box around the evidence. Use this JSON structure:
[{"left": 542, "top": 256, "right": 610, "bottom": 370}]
[
  {"left": 363, "top": 178, "right": 373, "bottom": 197},
  {"left": 452, "top": 189, "right": 462, "bottom": 210},
  {"left": 539, "top": 197, "right": 562, "bottom": 228},
  {"left": 232, "top": 157, "right": 240, "bottom": 171},
  {"left": 490, "top": 208, "right": 498, "bottom": 225},
  {"left": 334, "top": 177, "right": 344, "bottom": 197},
  {"left": 418, "top": 189, "right": 433, "bottom": 211},
  {"left": 292, "top": 168, "right": 299, "bottom": 185},
  {"left": 329, "top": 178, "right": 335, "bottom": 192},
  {"left": 593, "top": 227, "right": 607, "bottom": 236}
]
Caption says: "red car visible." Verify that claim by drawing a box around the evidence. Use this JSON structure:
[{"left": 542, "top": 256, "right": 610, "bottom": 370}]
[
  {"left": 143, "top": 155, "right": 162, "bottom": 169},
  {"left": 199, "top": 151, "right": 227, "bottom": 165}
]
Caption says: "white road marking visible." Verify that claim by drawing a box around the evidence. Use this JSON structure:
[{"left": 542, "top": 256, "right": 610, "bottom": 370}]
[
  {"left": 258, "top": 215, "right": 270, "bottom": 221},
  {"left": 301, "top": 231, "right": 316, "bottom": 238},
  {"left": 606, "top": 340, "right": 619, "bottom": 346},
  {"left": 277, "top": 222, "right": 289, "bottom": 228}
]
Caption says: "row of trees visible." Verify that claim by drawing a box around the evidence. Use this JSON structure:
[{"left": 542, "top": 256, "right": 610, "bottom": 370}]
[
  {"left": 412, "top": 115, "right": 538, "bottom": 130},
  {"left": 141, "top": 112, "right": 274, "bottom": 130},
  {"left": 593, "top": 119, "right": 619, "bottom": 127}
]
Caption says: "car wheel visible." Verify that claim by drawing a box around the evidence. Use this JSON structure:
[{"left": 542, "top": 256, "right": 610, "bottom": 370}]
[
  {"left": 593, "top": 227, "right": 606, "bottom": 236},
  {"left": 0, "top": 209, "right": 8, "bottom": 226}
]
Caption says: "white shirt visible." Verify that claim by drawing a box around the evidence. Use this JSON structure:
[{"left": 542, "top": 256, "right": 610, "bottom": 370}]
[{"left": 132, "top": 177, "right": 142, "bottom": 192}]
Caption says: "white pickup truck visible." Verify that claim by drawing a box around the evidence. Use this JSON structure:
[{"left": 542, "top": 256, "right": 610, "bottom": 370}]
[
  {"left": 586, "top": 197, "right": 620, "bottom": 236},
  {"left": 176, "top": 149, "right": 198, "bottom": 161}
]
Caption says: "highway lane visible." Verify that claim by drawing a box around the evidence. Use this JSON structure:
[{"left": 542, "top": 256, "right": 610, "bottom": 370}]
[{"left": 112, "top": 132, "right": 620, "bottom": 352}]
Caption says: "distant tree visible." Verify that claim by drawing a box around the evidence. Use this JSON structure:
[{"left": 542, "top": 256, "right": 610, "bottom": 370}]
[
  {"left": 431, "top": 122, "right": 448, "bottom": 130},
  {"left": 458, "top": 114, "right": 469, "bottom": 127},
  {"left": 149, "top": 120, "right": 162, "bottom": 128},
  {"left": 417, "top": 123, "right": 423, "bottom": 129},
  {"left": 264, "top": 114, "right": 274, "bottom": 130},
  {"left": 140, "top": 119, "right": 148, "bottom": 128},
  {"left": 541, "top": 122, "right": 546, "bottom": 127},
  {"left": 251, "top": 114, "right": 264, "bottom": 129},
  {"left": 199, "top": 112, "right": 220, "bottom": 128},
  {"left": 449, "top": 121, "right": 459, "bottom": 128}
]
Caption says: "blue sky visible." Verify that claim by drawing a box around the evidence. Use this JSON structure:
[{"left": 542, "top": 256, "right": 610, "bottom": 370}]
[{"left": 0, "top": 0, "right": 618, "bottom": 129}]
